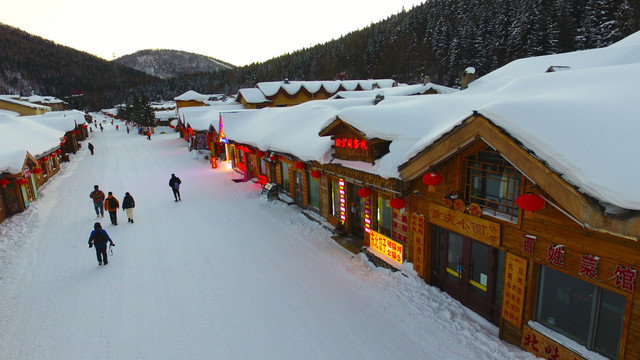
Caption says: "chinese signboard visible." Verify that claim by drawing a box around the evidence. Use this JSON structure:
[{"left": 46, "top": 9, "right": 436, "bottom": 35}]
[
  {"left": 502, "top": 253, "right": 527, "bottom": 326},
  {"left": 392, "top": 209, "right": 408, "bottom": 243},
  {"left": 334, "top": 138, "right": 367, "bottom": 150},
  {"left": 411, "top": 213, "right": 425, "bottom": 277},
  {"left": 522, "top": 325, "right": 586, "bottom": 360},
  {"left": 428, "top": 203, "right": 500, "bottom": 247},
  {"left": 370, "top": 230, "right": 403, "bottom": 265}
]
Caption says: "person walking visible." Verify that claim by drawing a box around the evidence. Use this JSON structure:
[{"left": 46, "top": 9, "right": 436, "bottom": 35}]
[
  {"left": 116, "top": 125, "right": 119, "bottom": 131},
  {"left": 147, "top": 131, "right": 151, "bottom": 140},
  {"left": 169, "top": 173, "right": 181, "bottom": 202},
  {"left": 122, "top": 192, "right": 135, "bottom": 223},
  {"left": 88, "top": 222, "right": 115, "bottom": 266},
  {"left": 88, "top": 142, "right": 95, "bottom": 155},
  {"left": 104, "top": 191, "right": 120, "bottom": 225},
  {"left": 89, "top": 185, "right": 105, "bottom": 218},
  {"left": 126, "top": 126, "right": 130, "bottom": 134}
]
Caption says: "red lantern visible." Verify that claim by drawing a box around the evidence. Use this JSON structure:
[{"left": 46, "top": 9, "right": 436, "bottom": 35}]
[
  {"left": 246, "top": 148, "right": 255, "bottom": 154},
  {"left": 269, "top": 155, "right": 278, "bottom": 161},
  {"left": 0, "top": 178, "right": 10, "bottom": 187},
  {"left": 32, "top": 168, "right": 43, "bottom": 174},
  {"left": 422, "top": 172, "right": 442, "bottom": 186},
  {"left": 390, "top": 198, "right": 406, "bottom": 209},
  {"left": 295, "top": 162, "right": 305, "bottom": 169},
  {"left": 56, "top": 149, "right": 62, "bottom": 154},
  {"left": 357, "top": 188, "right": 372, "bottom": 197},
  {"left": 256, "top": 151, "right": 265, "bottom": 157},
  {"left": 16, "top": 178, "right": 28, "bottom": 185},
  {"left": 516, "top": 193, "right": 545, "bottom": 211},
  {"left": 310, "top": 170, "right": 322, "bottom": 179},
  {"left": 50, "top": 154, "right": 56, "bottom": 158}
]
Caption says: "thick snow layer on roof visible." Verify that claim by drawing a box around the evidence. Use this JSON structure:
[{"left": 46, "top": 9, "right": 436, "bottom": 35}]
[
  {"left": 0, "top": 115, "right": 65, "bottom": 173},
  {"left": 223, "top": 98, "right": 374, "bottom": 163},
  {"left": 256, "top": 79, "right": 398, "bottom": 97},
  {"left": 478, "top": 63, "right": 640, "bottom": 211},
  {"left": 464, "top": 33, "right": 640, "bottom": 95},
  {"left": 24, "top": 95, "right": 64, "bottom": 104},
  {"left": 332, "top": 83, "right": 458, "bottom": 99},
  {"left": 174, "top": 90, "right": 209, "bottom": 102},
  {"left": 238, "top": 88, "right": 269, "bottom": 104},
  {"left": 23, "top": 112, "right": 79, "bottom": 133},
  {"left": 43, "top": 109, "right": 87, "bottom": 125},
  {"left": 155, "top": 109, "right": 177, "bottom": 121},
  {"left": 0, "top": 95, "right": 51, "bottom": 110},
  {"left": 180, "top": 103, "right": 244, "bottom": 132}
]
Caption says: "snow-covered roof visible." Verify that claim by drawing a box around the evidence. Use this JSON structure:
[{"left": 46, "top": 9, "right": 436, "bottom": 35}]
[
  {"left": 223, "top": 98, "right": 375, "bottom": 163},
  {"left": 255, "top": 79, "right": 398, "bottom": 97},
  {"left": 0, "top": 95, "right": 51, "bottom": 111},
  {"left": 180, "top": 103, "right": 244, "bottom": 132},
  {"left": 155, "top": 109, "right": 177, "bottom": 121},
  {"left": 237, "top": 88, "right": 270, "bottom": 104},
  {"left": 23, "top": 95, "right": 65, "bottom": 105},
  {"left": 331, "top": 83, "right": 458, "bottom": 99},
  {"left": 0, "top": 114, "right": 65, "bottom": 174},
  {"left": 22, "top": 112, "right": 79, "bottom": 133},
  {"left": 174, "top": 90, "right": 210, "bottom": 102}
]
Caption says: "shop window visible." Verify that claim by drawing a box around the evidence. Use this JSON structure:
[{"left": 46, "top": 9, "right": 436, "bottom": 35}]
[
  {"left": 307, "top": 174, "right": 320, "bottom": 210},
  {"left": 377, "top": 196, "right": 392, "bottom": 237},
  {"left": 281, "top": 162, "right": 290, "bottom": 193},
  {"left": 259, "top": 158, "right": 266, "bottom": 175},
  {"left": 535, "top": 266, "right": 625, "bottom": 359},
  {"left": 464, "top": 147, "right": 522, "bottom": 222}
]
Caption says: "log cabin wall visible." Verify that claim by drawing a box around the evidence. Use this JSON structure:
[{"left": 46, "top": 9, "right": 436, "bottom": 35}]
[{"left": 404, "top": 140, "right": 640, "bottom": 359}]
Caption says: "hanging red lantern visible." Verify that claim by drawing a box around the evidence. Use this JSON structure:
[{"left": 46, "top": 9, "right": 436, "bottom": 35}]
[
  {"left": 390, "top": 198, "right": 406, "bottom": 209},
  {"left": 295, "top": 162, "right": 305, "bottom": 169},
  {"left": 56, "top": 149, "right": 62, "bottom": 154},
  {"left": 32, "top": 168, "right": 43, "bottom": 174},
  {"left": 422, "top": 172, "right": 442, "bottom": 186},
  {"left": 256, "top": 151, "right": 265, "bottom": 157},
  {"left": 0, "top": 178, "right": 10, "bottom": 187},
  {"left": 16, "top": 178, "right": 28, "bottom": 185},
  {"left": 246, "top": 148, "right": 255, "bottom": 154},
  {"left": 310, "top": 170, "right": 322, "bottom": 179},
  {"left": 516, "top": 193, "right": 545, "bottom": 211},
  {"left": 269, "top": 155, "right": 278, "bottom": 161},
  {"left": 50, "top": 154, "right": 56, "bottom": 158},
  {"left": 357, "top": 188, "right": 372, "bottom": 197}
]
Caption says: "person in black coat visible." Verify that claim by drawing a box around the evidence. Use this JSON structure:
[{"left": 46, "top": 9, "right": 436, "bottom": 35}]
[
  {"left": 88, "top": 142, "right": 94, "bottom": 155},
  {"left": 122, "top": 192, "right": 135, "bottom": 223},
  {"left": 169, "top": 174, "right": 181, "bottom": 202},
  {"left": 88, "top": 222, "right": 115, "bottom": 266}
]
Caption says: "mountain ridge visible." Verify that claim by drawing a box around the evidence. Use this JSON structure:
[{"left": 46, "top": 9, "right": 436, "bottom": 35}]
[{"left": 114, "top": 49, "right": 236, "bottom": 79}]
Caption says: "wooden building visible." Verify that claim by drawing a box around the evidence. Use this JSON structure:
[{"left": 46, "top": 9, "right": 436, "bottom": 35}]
[{"left": 0, "top": 96, "right": 51, "bottom": 115}]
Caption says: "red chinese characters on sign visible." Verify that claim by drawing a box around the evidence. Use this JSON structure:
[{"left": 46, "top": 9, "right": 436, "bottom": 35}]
[
  {"left": 544, "top": 345, "right": 560, "bottom": 360},
  {"left": 468, "top": 203, "right": 482, "bottom": 217},
  {"left": 523, "top": 333, "right": 539, "bottom": 352},
  {"left": 578, "top": 254, "right": 599, "bottom": 279},
  {"left": 522, "top": 234, "right": 537, "bottom": 255},
  {"left": 411, "top": 213, "right": 425, "bottom": 277},
  {"left": 546, "top": 244, "right": 565, "bottom": 267},
  {"left": 502, "top": 253, "right": 527, "bottom": 326},
  {"left": 370, "top": 230, "right": 403, "bottom": 265},
  {"left": 614, "top": 265, "right": 637, "bottom": 292},
  {"left": 334, "top": 138, "right": 368, "bottom": 150}
]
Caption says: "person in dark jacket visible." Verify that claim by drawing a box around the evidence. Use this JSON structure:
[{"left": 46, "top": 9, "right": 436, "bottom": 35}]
[
  {"left": 88, "top": 142, "right": 94, "bottom": 155},
  {"left": 169, "top": 174, "right": 181, "bottom": 201},
  {"left": 104, "top": 191, "right": 120, "bottom": 225},
  {"left": 89, "top": 185, "right": 105, "bottom": 217},
  {"left": 122, "top": 192, "right": 135, "bottom": 223},
  {"left": 88, "top": 222, "right": 114, "bottom": 266}
]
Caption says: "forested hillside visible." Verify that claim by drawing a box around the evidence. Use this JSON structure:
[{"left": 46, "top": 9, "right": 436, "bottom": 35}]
[{"left": 2, "top": 0, "right": 639, "bottom": 110}]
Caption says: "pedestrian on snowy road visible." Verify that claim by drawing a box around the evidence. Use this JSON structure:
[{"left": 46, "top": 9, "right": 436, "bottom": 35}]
[
  {"left": 88, "top": 222, "right": 114, "bottom": 266},
  {"left": 122, "top": 192, "right": 135, "bottom": 223},
  {"left": 169, "top": 173, "right": 181, "bottom": 202},
  {"left": 88, "top": 142, "right": 94, "bottom": 155},
  {"left": 147, "top": 131, "right": 151, "bottom": 140},
  {"left": 89, "top": 185, "right": 105, "bottom": 217},
  {"left": 126, "top": 126, "right": 130, "bottom": 134},
  {"left": 104, "top": 191, "right": 120, "bottom": 225}
]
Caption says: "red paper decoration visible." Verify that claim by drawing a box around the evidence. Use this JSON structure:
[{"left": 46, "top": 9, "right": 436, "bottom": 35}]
[
  {"left": 269, "top": 155, "right": 278, "bottom": 161},
  {"left": 32, "top": 168, "right": 43, "bottom": 174},
  {"left": 390, "top": 198, "right": 406, "bottom": 209},
  {"left": 16, "top": 178, "right": 28, "bottom": 185},
  {"left": 310, "top": 170, "right": 322, "bottom": 179},
  {"left": 422, "top": 172, "right": 442, "bottom": 186},
  {"left": 56, "top": 149, "right": 62, "bottom": 154},
  {"left": 256, "top": 151, "right": 265, "bottom": 157},
  {"left": 0, "top": 178, "right": 10, "bottom": 187},
  {"left": 295, "top": 162, "right": 305, "bottom": 169},
  {"left": 516, "top": 193, "right": 545, "bottom": 211},
  {"left": 357, "top": 188, "right": 372, "bottom": 197}
]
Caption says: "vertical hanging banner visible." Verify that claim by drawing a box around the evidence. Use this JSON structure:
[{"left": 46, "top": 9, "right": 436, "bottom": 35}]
[
  {"left": 410, "top": 213, "right": 425, "bottom": 277},
  {"left": 502, "top": 253, "right": 527, "bottom": 327}
]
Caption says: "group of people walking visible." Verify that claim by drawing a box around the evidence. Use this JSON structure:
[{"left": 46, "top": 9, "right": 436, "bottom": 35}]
[{"left": 89, "top": 185, "right": 135, "bottom": 225}]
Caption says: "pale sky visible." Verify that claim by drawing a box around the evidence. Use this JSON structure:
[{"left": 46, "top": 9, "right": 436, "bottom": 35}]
[{"left": 2, "top": 0, "right": 424, "bottom": 67}]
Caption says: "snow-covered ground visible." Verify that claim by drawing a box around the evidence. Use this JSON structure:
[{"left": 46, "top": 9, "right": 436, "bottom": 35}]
[{"left": 0, "top": 114, "right": 539, "bottom": 359}]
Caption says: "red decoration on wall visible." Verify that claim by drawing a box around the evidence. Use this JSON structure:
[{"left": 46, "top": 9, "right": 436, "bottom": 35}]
[
  {"left": 516, "top": 193, "right": 545, "bottom": 211},
  {"left": 310, "top": 170, "right": 322, "bottom": 179},
  {"left": 295, "top": 162, "right": 305, "bottom": 169},
  {"left": 390, "top": 198, "right": 406, "bottom": 209},
  {"left": 245, "top": 148, "right": 255, "bottom": 154},
  {"left": 357, "top": 188, "right": 372, "bottom": 198},
  {"left": 256, "top": 151, "right": 265, "bottom": 157},
  {"left": 269, "top": 155, "right": 278, "bottom": 161},
  {"left": 0, "top": 178, "right": 10, "bottom": 187},
  {"left": 422, "top": 172, "right": 442, "bottom": 186},
  {"left": 16, "top": 178, "right": 28, "bottom": 185},
  {"left": 32, "top": 168, "right": 43, "bottom": 174},
  {"left": 56, "top": 149, "right": 62, "bottom": 154}
]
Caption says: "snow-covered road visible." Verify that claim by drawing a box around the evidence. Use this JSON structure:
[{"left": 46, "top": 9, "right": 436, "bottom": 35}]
[{"left": 0, "top": 114, "right": 538, "bottom": 359}]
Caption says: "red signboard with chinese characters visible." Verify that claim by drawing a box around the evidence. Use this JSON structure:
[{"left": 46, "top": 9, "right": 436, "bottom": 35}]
[
  {"left": 334, "top": 137, "right": 368, "bottom": 150},
  {"left": 392, "top": 208, "right": 408, "bottom": 244},
  {"left": 411, "top": 213, "right": 425, "bottom": 277},
  {"left": 428, "top": 203, "right": 500, "bottom": 248},
  {"left": 502, "top": 253, "right": 527, "bottom": 327},
  {"left": 370, "top": 230, "right": 403, "bottom": 265}
]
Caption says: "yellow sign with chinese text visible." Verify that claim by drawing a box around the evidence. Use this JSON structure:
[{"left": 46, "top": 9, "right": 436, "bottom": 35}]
[
  {"left": 370, "top": 230, "right": 403, "bottom": 265},
  {"left": 428, "top": 203, "right": 500, "bottom": 247},
  {"left": 502, "top": 253, "right": 527, "bottom": 327}
]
